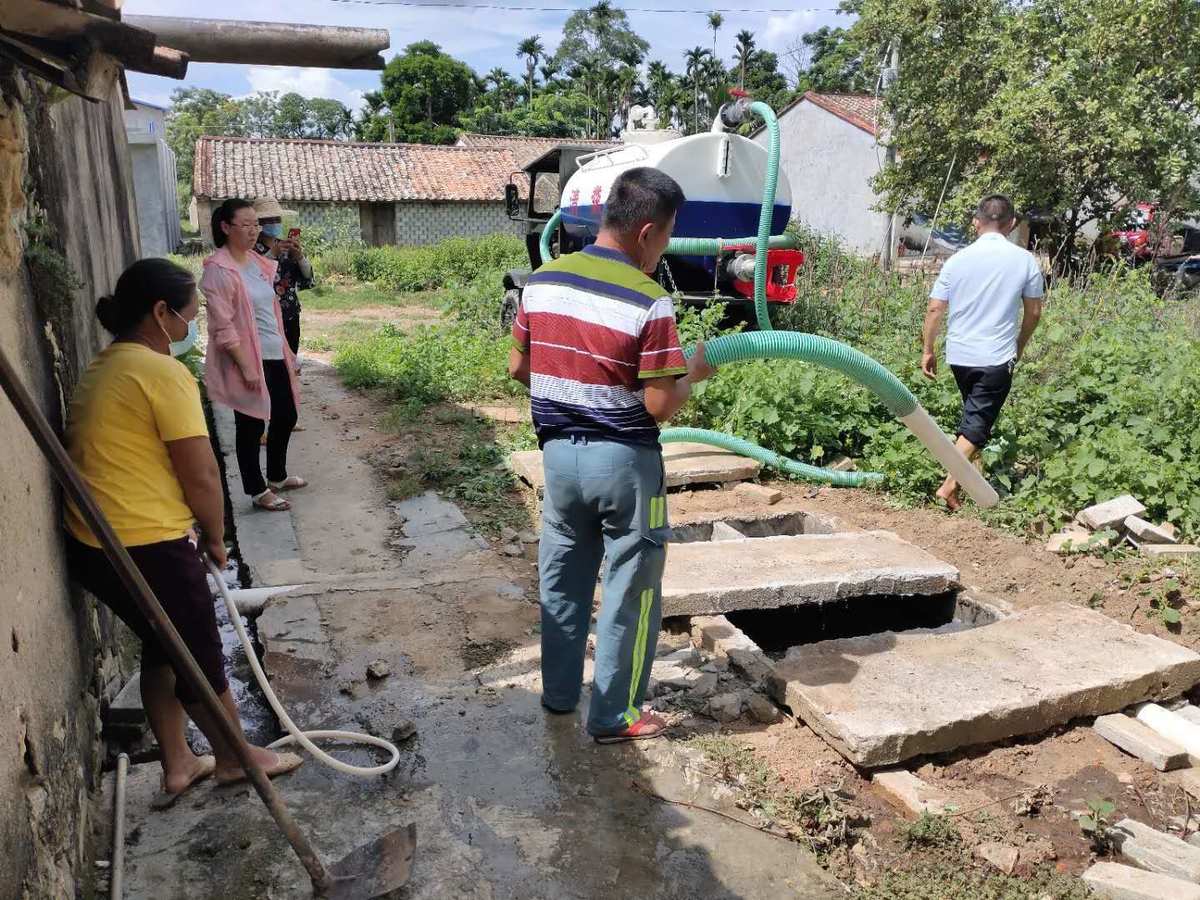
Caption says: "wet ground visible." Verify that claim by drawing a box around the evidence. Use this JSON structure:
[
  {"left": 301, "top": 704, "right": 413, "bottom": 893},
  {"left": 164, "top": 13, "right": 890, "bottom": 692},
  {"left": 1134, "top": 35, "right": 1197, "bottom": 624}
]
[{"left": 105, "top": 360, "right": 837, "bottom": 899}]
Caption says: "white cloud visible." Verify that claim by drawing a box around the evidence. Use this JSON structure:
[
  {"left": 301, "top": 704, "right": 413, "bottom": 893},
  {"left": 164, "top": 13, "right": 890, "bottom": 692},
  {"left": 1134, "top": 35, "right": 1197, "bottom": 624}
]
[
  {"left": 763, "top": 10, "right": 823, "bottom": 51},
  {"left": 244, "top": 66, "right": 367, "bottom": 111}
]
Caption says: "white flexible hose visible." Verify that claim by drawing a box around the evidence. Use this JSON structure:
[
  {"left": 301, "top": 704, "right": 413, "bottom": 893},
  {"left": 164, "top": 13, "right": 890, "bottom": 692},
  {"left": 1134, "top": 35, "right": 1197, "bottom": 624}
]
[{"left": 206, "top": 559, "right": 400, "bottom": 777}]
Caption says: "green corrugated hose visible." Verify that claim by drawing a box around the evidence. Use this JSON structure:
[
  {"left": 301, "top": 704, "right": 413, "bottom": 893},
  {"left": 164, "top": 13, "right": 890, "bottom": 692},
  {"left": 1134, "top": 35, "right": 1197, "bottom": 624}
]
[
  {"left": 660, "top": 428, "right": 880, "bottom": 486},
  {"left": 539, "top": 209, "right": 561, "bottom": 264}
]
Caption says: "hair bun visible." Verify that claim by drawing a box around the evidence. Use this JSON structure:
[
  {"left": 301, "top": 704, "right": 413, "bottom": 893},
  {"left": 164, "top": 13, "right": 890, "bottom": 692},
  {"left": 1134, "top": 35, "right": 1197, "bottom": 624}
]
[{"left": 95, "top": 295, "right": 118, "bottom": 330}]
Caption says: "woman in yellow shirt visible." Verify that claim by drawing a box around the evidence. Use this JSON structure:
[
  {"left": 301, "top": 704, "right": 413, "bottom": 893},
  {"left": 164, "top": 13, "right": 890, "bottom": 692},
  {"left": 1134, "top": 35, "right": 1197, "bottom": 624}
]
[{"left": 65, "top": 258, "right": 300, "bottom": 807}]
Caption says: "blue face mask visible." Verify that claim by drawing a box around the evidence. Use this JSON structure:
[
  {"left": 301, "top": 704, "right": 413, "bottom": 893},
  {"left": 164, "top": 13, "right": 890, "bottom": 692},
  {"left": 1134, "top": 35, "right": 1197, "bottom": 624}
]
[
  {"left": 168, "top": 311, "right": 199, "bottom": 357},
  {"left": 260, "top": 222, "right": 283, "bottom": 239}
]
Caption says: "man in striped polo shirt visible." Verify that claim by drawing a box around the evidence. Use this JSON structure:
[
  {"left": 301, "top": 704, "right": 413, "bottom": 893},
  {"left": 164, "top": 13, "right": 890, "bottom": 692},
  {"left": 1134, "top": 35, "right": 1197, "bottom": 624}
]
[{"left": 509, "top": 167, "right": 715, "bottom": 743}]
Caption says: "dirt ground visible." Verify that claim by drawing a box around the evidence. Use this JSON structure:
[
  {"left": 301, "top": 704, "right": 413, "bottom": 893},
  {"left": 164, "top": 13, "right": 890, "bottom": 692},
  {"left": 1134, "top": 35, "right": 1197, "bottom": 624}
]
[{"left": 300, "top": 299, "right": 1200, "bottom": 895}]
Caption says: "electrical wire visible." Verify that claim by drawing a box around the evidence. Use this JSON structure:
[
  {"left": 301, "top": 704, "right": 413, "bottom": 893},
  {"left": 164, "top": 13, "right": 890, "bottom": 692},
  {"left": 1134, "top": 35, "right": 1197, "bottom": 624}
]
[{"left": 327, "top": 0, "right": 841, "bottom": 12}]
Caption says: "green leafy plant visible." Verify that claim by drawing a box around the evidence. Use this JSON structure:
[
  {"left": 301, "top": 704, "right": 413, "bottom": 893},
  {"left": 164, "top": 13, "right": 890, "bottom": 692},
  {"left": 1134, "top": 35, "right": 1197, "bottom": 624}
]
[
  {"left": 1078, "top": 798, "right": 1116, "bottom": 854},
  {"left": 1147, "top": 578, "right": 1184, "bottom": 628},
  {"left": 899, "top": 811, "right": 961, "bottom": 850}
]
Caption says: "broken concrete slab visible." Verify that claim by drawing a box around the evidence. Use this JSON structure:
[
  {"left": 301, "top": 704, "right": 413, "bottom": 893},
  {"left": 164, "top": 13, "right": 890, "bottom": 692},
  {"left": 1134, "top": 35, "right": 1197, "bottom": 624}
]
[
  {"left": 1078, "top": 495, "right": 1147, "bottom": 531},
  {"left": 1169, "top": 769, "right": 1200, "bottom": 802},
  {"left": 107, "top": 671, "right": 144, "bottom": 726},
  {"left": 1143, "top": 544, "right": 1200, "bottom": 560},
  {"left": 973, "top": 841, "right": 1020, "bottom": 875},
  {"left": 1134, "top": 703, "right": 1200, "bottom": 762},
  {"left": 871, "top": 769, "right": 954, "bottom": 817},
  {"left": 662, "top": 530, "right": 959, "bottom": 617},
  {"left": 733, "top": 482, "right": 782, "bottom": 505},
  {"left": 509, "top": 441, "right": 761, "bottom": 496},
  {"left": 769, "top": 602, "right": 1200, "bottom": 767},
  {"left": 1082, "top": 861, "right": 1200, "bottom": 900},
  {"left": 1126, "top": 516, "right": 1179, "bottom": 545},
  {"left": 709, "top": 521, "right": 746, "bottom": 542},
  {"left": 1110, "top": 817, "right": 1200, "bottom": 882},
  {"left": 1174, "top": 705, "right": 1200, "bottom": 727},
  {"left": 1046, "top": 532, "right": 1088, "bottom": 554},
  {"left": 1094, "top": 714, "right": 1190, "bottom": 771}
]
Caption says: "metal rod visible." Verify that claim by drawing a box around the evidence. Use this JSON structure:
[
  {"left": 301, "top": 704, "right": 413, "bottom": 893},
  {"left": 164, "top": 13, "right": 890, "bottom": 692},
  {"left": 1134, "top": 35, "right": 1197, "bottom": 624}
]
[
  {"left": 110, "top": 752, "right": 129, "bottom": 900},
  {"left": 0, "top": 346, "right": 334, "bottom": 895},
  {"left": 124, "top": 16, "right": 388, "bottom": 70}
]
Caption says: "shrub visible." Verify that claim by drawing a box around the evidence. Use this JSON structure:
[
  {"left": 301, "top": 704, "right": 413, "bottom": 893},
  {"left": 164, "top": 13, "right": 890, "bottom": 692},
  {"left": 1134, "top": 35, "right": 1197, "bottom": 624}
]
[{"left": 346, "top": 234, "right": 526, "bottom": 294}]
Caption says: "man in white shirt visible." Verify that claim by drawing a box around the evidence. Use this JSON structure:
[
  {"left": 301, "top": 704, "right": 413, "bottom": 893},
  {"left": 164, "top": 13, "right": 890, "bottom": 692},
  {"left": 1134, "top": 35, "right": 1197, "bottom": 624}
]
[{"left": 921, "top": 194, "right": 1044, "bottom": 510}]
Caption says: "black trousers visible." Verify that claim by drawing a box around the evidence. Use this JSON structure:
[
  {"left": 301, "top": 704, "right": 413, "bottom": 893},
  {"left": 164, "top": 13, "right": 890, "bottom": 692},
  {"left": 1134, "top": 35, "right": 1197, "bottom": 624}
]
[
  {"left": 951, "top": 361, "right": 1014, "bottom": 447},
  {"left": 282, "top": 314, "right": 300, "bottom": 356},
  {"left": 234, "top": 358, "right": 297, "bottom": 496}
]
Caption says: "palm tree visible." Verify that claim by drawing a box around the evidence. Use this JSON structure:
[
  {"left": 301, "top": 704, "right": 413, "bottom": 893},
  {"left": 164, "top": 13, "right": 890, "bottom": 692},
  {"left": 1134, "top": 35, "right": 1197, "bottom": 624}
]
[
  {"left": 539, "top": 59, "right": 561, "bottom": 87},
  {"left": 707, "top": 12, "right": 724, "bottom": 59},
  {"left": 735, "top": 29, "right": 756, "bottom": 89},
  {"left": 516, "top": 36, "right": 544, "bottom": 103},
  {"left": 684, "top": 46, "right": 710, "bottom": 133}
]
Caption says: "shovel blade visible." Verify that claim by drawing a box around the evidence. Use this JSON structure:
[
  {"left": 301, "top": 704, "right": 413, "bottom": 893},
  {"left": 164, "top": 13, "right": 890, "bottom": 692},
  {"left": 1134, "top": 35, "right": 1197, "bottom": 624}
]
[{"left": 324, "top": 824, "right": 417, "bottom": 900}]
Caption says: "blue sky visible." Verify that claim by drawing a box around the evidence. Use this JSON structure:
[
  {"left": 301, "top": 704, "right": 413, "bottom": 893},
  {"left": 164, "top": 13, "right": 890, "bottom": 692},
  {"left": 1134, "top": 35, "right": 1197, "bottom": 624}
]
[{"left": 124, "top": 0, "right": 849, "bottom": 113}]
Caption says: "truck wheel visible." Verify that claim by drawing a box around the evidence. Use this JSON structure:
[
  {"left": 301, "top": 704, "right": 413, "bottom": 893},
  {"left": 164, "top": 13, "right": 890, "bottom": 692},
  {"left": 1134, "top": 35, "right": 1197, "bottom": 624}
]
[{"left": 500, "top": 288, "right": 521, "bottom": 331}]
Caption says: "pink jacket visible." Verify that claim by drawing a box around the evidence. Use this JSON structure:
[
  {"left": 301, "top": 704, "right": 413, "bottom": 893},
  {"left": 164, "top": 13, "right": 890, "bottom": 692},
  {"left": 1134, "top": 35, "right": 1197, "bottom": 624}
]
[{"left": 200, "top": 247, "right": 300, "bottom": 420}]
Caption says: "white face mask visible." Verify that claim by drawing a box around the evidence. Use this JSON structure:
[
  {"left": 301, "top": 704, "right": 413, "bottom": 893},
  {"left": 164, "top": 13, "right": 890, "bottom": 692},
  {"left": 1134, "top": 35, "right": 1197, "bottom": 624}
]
[{"left": 160, "top": 308, "right": 198, "bottom": 357}]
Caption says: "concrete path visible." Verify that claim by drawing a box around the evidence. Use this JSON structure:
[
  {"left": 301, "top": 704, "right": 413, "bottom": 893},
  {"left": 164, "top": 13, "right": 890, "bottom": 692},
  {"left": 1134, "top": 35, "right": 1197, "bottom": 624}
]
[{"left": 113, "top": 361, "right": 837, "bottom": 899}]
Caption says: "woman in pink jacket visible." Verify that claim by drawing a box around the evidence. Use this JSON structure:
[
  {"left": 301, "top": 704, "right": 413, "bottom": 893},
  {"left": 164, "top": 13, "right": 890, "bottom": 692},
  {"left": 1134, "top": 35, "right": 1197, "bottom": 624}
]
[{"left": 200, "top": 199, "right": 304, "bottom": 512}]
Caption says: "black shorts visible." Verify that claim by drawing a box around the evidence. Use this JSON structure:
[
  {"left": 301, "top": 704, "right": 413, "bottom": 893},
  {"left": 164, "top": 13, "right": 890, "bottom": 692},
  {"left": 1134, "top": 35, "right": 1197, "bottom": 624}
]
[
  {"left": 951, "top": 361, "right": 1014, "bottom": 447},
  {"left": 66, "top": 535, "right": 227, "bottom": 705}
]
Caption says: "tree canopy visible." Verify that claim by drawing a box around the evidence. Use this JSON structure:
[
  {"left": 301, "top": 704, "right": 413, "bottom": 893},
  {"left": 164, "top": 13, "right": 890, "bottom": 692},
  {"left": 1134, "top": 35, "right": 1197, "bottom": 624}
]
[{"left": 356, "top": 41, "right": 478, "bottom": 144}]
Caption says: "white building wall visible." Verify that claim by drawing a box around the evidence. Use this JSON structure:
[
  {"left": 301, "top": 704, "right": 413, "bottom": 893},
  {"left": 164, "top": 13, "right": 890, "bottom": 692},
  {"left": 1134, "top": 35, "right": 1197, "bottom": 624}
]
[
  {"left": 393, "top": 201, "right": 521, "bottom": 246},
  {"left": 757, "top": 101, "right": 889, "bottom": 256},
  {"left": 124, "top": 103, "right": 180, "bottom": 256}
]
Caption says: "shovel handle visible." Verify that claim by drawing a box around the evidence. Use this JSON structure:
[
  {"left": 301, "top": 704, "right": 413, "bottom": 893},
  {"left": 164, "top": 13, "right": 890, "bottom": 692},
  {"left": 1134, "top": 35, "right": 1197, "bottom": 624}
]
[{"left": 0, "top": 345, "right": 334, "bottom": 894}]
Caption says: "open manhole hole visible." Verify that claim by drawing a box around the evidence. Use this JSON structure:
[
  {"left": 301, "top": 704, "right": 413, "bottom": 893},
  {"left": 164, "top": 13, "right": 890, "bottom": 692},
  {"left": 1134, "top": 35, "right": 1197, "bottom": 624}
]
[{"left": 667, "top": 510, "right": 999, "bottom": 655}]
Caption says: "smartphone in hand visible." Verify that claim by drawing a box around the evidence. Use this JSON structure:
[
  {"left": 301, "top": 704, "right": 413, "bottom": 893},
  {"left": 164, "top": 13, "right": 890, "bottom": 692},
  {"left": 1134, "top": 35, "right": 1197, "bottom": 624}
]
[{"left": 288, "top": 228, "right": 301, "bottom": 240}]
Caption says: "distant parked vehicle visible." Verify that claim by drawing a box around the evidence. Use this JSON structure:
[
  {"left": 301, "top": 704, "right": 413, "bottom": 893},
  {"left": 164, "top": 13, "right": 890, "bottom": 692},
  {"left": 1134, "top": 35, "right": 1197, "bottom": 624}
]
[
  {"left": 1109, "top": 202, "right": 1159, "bottom": 263},
  {"left": 899, "top": 214, "right": 969, "bottom": 257}
]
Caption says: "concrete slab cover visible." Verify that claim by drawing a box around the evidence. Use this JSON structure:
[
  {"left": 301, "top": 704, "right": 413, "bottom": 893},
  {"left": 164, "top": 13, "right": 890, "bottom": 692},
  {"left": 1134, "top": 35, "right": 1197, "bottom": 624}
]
[
  {"left": 509, "top": 441, "right": 761, "bottom": 495},
  {"left": 661, "top": 531, "right": 960, "bottom": 617},
  {"left": 1082, "top": 861, "right": 1200, "bottom": 900},
  {"left": 769, "top": 602, "right": 1200, "bottom": 767}
]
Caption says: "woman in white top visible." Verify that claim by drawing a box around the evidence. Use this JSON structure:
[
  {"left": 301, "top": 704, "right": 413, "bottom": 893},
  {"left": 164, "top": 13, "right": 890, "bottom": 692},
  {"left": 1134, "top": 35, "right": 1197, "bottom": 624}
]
[{"left": 200, "top": 199, "right": 305, "bottom": 512}]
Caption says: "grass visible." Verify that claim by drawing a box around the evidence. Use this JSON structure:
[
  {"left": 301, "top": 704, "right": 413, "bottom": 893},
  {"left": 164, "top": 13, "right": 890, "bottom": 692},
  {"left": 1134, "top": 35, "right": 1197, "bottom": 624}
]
[{"left": 302, "top": 281, "right": 437, "bottom": 311}]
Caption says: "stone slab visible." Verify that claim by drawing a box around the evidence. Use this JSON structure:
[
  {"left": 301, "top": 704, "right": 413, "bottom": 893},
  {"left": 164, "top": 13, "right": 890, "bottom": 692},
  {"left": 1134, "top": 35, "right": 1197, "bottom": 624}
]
[
  {"left": 769, "top": 602, "right": 1200, "bottom": 767},
  {"left": 508, "top": 441, "right": 761, "bottom": 495},
  {"left": 1169, "top": 768, "right": 1200, "bottom": 802},
  {"left": 733, "top": 482, "right": 783, "bottom": 504},
  {"left": 107, "top": 671, "right": 144, "bottom": 726},
  {"left": 1078, "top": 495, "right": 1147, "bottom": 531},
  {"left": 871, "top": 769, "right": 954, "bottom": 817},
  {"left": 1143, "top": 544, "right": 1200, "bottom": 560},
  {"left": 1110, "top": 817, "right": 1200, "bottom": 881},
  {"left": 1094, "top": 714, "right": 1190, "bottom": 771},
  {"left": 1126, "top": 516, "right": 1179, "bottom": 545},
  {"left": 662, "top": 530, "right": 960, "bottom": 617},
  {"left": 1082, "top": 862, "right": 1200, "bottom": 900},
  {"left": 1175, "top": 705, "right": 1200, "bottom": 727}
]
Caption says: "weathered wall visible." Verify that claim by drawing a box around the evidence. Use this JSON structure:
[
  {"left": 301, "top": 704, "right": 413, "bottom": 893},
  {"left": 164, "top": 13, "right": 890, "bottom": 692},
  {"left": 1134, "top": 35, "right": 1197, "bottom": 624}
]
[
  {"left": 758, "top": 101, "right": 889, "bottom": 256},
  {"left": 393, "top": 200, "right": 520, "bottom": 245},
  {"left": 0, "top": 63, "right": 139, "bottom": 899}
]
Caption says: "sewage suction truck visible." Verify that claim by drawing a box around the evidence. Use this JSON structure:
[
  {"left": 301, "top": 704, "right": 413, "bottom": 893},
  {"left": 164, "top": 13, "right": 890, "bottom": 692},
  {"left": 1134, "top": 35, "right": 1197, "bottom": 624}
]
[{"left": 499, "top": 96, "right": 998, "bottom": 506}]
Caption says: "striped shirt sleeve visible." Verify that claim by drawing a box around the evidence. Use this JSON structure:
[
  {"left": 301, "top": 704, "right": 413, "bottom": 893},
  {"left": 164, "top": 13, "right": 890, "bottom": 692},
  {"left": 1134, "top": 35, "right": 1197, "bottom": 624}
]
[
  {"left": 511, "top": 296, "right": 529, "bottom": 351},
  {"left": 637, "top": 297, "right": 688, "bottom": 379}
]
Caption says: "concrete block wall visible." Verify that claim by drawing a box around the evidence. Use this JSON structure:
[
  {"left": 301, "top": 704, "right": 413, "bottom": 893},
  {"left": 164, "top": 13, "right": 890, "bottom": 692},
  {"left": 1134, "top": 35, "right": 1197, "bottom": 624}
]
[
  {"left": 293, "top": 201, "right": 361, "bottom": 245},
  {"left": 0, "top": 63, "right": 138, "bottom": 898},
  {"left": 393, "top": 201, "right": 522, "bottom": 246}
]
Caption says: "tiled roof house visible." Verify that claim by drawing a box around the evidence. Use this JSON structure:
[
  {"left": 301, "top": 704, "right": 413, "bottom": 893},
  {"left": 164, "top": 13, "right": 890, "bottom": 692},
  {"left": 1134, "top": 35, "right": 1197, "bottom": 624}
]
[{"left": 191, "top": 135, "right": 526, "bottom": 246}]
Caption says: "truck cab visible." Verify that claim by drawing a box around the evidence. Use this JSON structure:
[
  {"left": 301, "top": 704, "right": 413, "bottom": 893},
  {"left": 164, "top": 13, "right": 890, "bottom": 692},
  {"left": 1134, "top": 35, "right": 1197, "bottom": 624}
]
[{"left": 499, "top": 145, "right": 597, "bottom": 328}]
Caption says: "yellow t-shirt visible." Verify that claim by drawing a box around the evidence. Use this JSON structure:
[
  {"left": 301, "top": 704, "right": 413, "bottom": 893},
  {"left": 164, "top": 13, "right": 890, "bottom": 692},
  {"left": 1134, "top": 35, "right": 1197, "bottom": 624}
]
[{"left": 65, "top": 342, "right": 209, "bottom": 548}]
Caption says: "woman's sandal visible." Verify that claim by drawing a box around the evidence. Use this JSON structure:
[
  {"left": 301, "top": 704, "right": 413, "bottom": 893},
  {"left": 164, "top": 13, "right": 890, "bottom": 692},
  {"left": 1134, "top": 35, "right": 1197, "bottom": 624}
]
[
  {"left": 253, "top": 489, "right": 291, "bottom": 512},
  {"left": 268, "top": 475, "right": 308, "bottom": 492},
  {"left": 593, "top": 711, "right": 669, "bottom": 745},
  {"left": 150, "top": 755, "right": 216, "bottom": 810},
  {"left": 214, "top": 751, "right": 305, "bottom": 787}
]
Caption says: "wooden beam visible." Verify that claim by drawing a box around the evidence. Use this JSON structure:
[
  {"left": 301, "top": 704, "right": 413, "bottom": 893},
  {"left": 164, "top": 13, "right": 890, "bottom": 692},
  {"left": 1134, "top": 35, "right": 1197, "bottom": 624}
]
[
  {"left": 123, "top": 45, "right": 187, "bottom": 79},
  {"left": 0, "top": 0, "right": 159, "bottom": 70},
  {"left": 124, "top": 15, "right": 389, "bottom": 70}
]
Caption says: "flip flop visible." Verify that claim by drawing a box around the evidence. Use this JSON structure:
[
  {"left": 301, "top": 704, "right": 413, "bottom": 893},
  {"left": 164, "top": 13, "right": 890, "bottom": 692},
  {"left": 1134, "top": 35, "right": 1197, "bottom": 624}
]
[
  {"left": 252, "top": 490, "right": 291, "bottom": 512},
  {"left": 214, "top": 751, "right": 305, "bottom": 787},
  {"left": 593, "top": 712, "right": 668, "bottom": 745},
  {"left": 151, "top": 755, "right": 216, "bottom": 810},
  {"left": 268, "top": 475, "right": 308, "bottom": 492}
]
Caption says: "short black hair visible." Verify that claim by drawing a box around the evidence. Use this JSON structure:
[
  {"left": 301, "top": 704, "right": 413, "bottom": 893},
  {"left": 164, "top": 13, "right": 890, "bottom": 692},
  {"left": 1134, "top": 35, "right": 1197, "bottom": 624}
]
[
  {"left": 975, "top": 194, "right": 1016, "bottom": 224},
  {"left": 211, "top": 198, "right": 255, "bottom": 248},
  {"left": 601, "top": 167, "right": 686, "bottom": 233}
]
